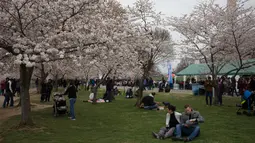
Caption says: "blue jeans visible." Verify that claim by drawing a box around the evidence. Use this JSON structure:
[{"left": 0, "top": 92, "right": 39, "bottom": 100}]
[
  {"left": 69, "top": 98, "right": 76, "bottom": 119},
  {"left": 144, "top": 104, "right": 158, "bottom": 110},
  {"left": 206, "top": 91, "right": 212, "bottom": 105},
  {"left": 2, "top": 92, "right": 13, "bottom": 108},
  {"left": 175, "top": 124, "right": 200, "bottom": 141},
  {"left": 9, "top": 95, "right": 14, "bottom": 107},
  {"left": 2, "top": 94, "right": 9, "bottom": 108}
]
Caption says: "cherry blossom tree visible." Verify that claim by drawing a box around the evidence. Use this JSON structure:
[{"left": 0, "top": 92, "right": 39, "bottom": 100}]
[
  {"left": 0, "top": 0, "right": 127, "bottom": 126},
  {"left": 169, "top": 0, "right": 255, "bottom": 104},
  {"left": 221, "top": 0, "right": 255, "bottom": 76},
  {"left": 127, "top": 0, "right": 174, "bottom": 106},
  {"left": 0, "top": 50, "right": 19, "bottom": 79},
  {"left": 174, "top": 57, "right": 196, "bottom": 73},
  {"left": 48, "top": 60, "right": 75, "bottom": 90},
  {"left": 169, "top": 1, "right": 233, "bottom": 104}
]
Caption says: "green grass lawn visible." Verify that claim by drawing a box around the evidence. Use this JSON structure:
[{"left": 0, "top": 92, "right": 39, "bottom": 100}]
[{"left": 1, "top": 89, "right": 255, "bottom": 143}]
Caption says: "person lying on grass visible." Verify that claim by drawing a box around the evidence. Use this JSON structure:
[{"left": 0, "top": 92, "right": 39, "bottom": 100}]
[
  {"left": 152, "top": 104, "right": 182, "bottom": 140},
  {"left": 172, "top": 104, "right": 204, "bottom": 142},
  {"left": 140, "top": 92, "right": 160, "bottom": 110}
]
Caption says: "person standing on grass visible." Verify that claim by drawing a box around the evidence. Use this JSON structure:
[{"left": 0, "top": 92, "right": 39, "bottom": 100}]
[
  {"left": 11, "top": 78, "right": 17, "bottom": 96},
  {"left": 152, "top": 105, "right": 182, "bottom": 140},
  {"left": 218, "top": 76, "right": 225, "bottom": 106},
  {"left": 0, "top": 79, "right": 6, "bottom": 96},
  {"left": 204, "top": 77, "right": 213, "bottom": 106},
  {"left": 64, "top": 81, "right": 77, "bottom": 120},
  {"left": 2, "top": 78, "right": 14, "bottom": 108},
  {"left": 45, "top": 79, "right": 53, "bottom": 102},
  {"left": 41, "top": 82, "right": 48, "bottom": 102},
  {"left": 35, "top": 78, "right": 39, "bottom": 93},
  {"left": 231, "top": 77, "right": 238, "bottom": 96},
  {"left": 249, "top": 76, "right": 255, "bottom": 92},
  {"left": 172, "top": 104, "right": 204, "bottom": 142}
]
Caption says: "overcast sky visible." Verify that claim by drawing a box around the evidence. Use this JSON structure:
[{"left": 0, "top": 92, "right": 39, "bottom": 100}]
[
  {"left": 119, "top": 0, "right": 255, "bottom": 16},
  {"left": 118, "top": 0, "right": 255, "bottom": 74}
]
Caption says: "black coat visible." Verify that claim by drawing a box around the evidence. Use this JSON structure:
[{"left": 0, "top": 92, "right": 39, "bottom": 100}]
[
  {"left": 64, "top": 85, "right": 77, "bottom": 98},
  {"left": 106, "top": 80, "right": 114, "bottom": 91}
]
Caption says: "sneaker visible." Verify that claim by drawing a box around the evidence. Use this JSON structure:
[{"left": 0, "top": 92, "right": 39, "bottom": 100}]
[
  {"left": 71, "top": 118, "right": 76, "bottom": 121},
  {"left": 159, "top": 136, "right": 165, "bottom": 140},
  {"left": 184, "top": 138, "right": 191, "bottom": 142},
  {"left": 152, "top": 132, "right": 159, "bottom": 139},
  {"left": 172, "top": 137, "right": 183, "bottom": 141}
]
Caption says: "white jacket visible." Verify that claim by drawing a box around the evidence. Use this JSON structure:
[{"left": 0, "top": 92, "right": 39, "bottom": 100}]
[{"left": 166, "top": 112, "right": 182, "bottom": 127}]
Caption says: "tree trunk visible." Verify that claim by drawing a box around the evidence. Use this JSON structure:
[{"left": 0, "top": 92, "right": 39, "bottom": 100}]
[
  {"left": 212, "top": 73, "right": 219, "bottom": 105},
  {"left": 16, "top": 98, "right": 21, "bottom": 107},
  {"left": 54, "top": 74, "right": 59, "bottom": 92},
  {"left": 135, "top": 62, "right": 152, "bottom": 107},
  {"left": 135, "top": 77, "right": 145, "bottom": 107},
  {"left": 84, "top": 75, "right": 89, "bottom": 91},
  {"left": 19, "top": 64, "right": 34, "bottom": 126},
  {"left": 91, "top": 69, "right": 112, "bottom": 104}
]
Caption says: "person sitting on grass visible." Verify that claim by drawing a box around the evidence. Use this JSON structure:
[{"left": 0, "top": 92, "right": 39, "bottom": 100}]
[
  {"left": 152, "top": 104, "right": 182, "bottom": 140},
  {"left": 172, "top": 104, "right": 204, "bottom": 142},
  {"left": 140, "top": 92, "right": 159, "bottom": 110}
]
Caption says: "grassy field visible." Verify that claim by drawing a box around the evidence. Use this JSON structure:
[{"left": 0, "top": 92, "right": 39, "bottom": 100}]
[{"left": 0, "top": 89, "right": 255, "bottom": 143}]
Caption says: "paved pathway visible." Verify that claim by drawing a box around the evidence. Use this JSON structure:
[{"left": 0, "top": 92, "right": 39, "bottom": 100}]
[
  {"left": 0, "top": 95, "right": 5, "bottom": 103},
  {"left": 0, "top": 95, "right": 19, "bottom": 106}
]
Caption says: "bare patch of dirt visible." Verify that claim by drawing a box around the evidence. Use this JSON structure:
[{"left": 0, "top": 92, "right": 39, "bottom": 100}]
[
  {"left": 11, "top": 124, "right": 46, "bottom": 132},
  {"left": 0, "top": 103, "right": 52, "bottom": 125},
  {"left": 0, "top": 107, "right": 20, "bottom": 121},
  {"left": 32, "top": 103, "right": 52, "bottom": 111}
]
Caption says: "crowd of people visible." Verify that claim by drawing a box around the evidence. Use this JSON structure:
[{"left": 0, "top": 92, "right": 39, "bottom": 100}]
[
  {"left": 1, "top": 78, "right": 20, "bottom": 108},
  {"left": 1, "top": 76, "right": 206, "bottom": 141},
  {"left": 203, "top": 75, "right": 255, "bottom": 106},
  {"left": 40, "top": 79, "right": 53, "bottom": 102}
]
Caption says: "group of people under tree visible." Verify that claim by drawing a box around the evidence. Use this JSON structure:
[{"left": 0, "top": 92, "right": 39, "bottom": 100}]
[
  {"left": 1, "top": 78, "right": 20, "bottom": 108},
  {"left": 36, "top": 78, "right": 67, "bottom": 93},
  {"left": 158, "top": 77, "right": 171, "bottom": 93},
  {"left": 237, "top": 76, "right": 255, "bottom": 96},
  {"left": 177, "top": 78, "right": 196, "bottom": 90},
  {"left": 143, "top": 77, "right": 154, "bottom": 90},
  {"left": 40, "top": 79, "right": 53, "bottom": 102},
  {"left": 204, "top": 75, "right": 255, "bottom": 106},
  {"left": 139, "top": 92, "right": 204, "bottom": 142}
]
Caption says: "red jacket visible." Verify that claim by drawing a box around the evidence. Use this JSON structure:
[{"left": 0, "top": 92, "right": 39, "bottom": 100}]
[{"left": 1, "top": 81, "right": 6, "bottom": 90}]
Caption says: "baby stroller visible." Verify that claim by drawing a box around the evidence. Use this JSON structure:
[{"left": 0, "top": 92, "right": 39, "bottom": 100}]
[
  {"left": 53, "top": 93, "right": 68, "bottom": 117},
  {"left": 236, "top": 90, "right": 255, "bottom": 116}
]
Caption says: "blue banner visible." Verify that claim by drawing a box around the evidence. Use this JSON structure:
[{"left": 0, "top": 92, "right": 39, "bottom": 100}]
[{"left": 168, "top": 62, "right": 173, "bottom": 85}]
